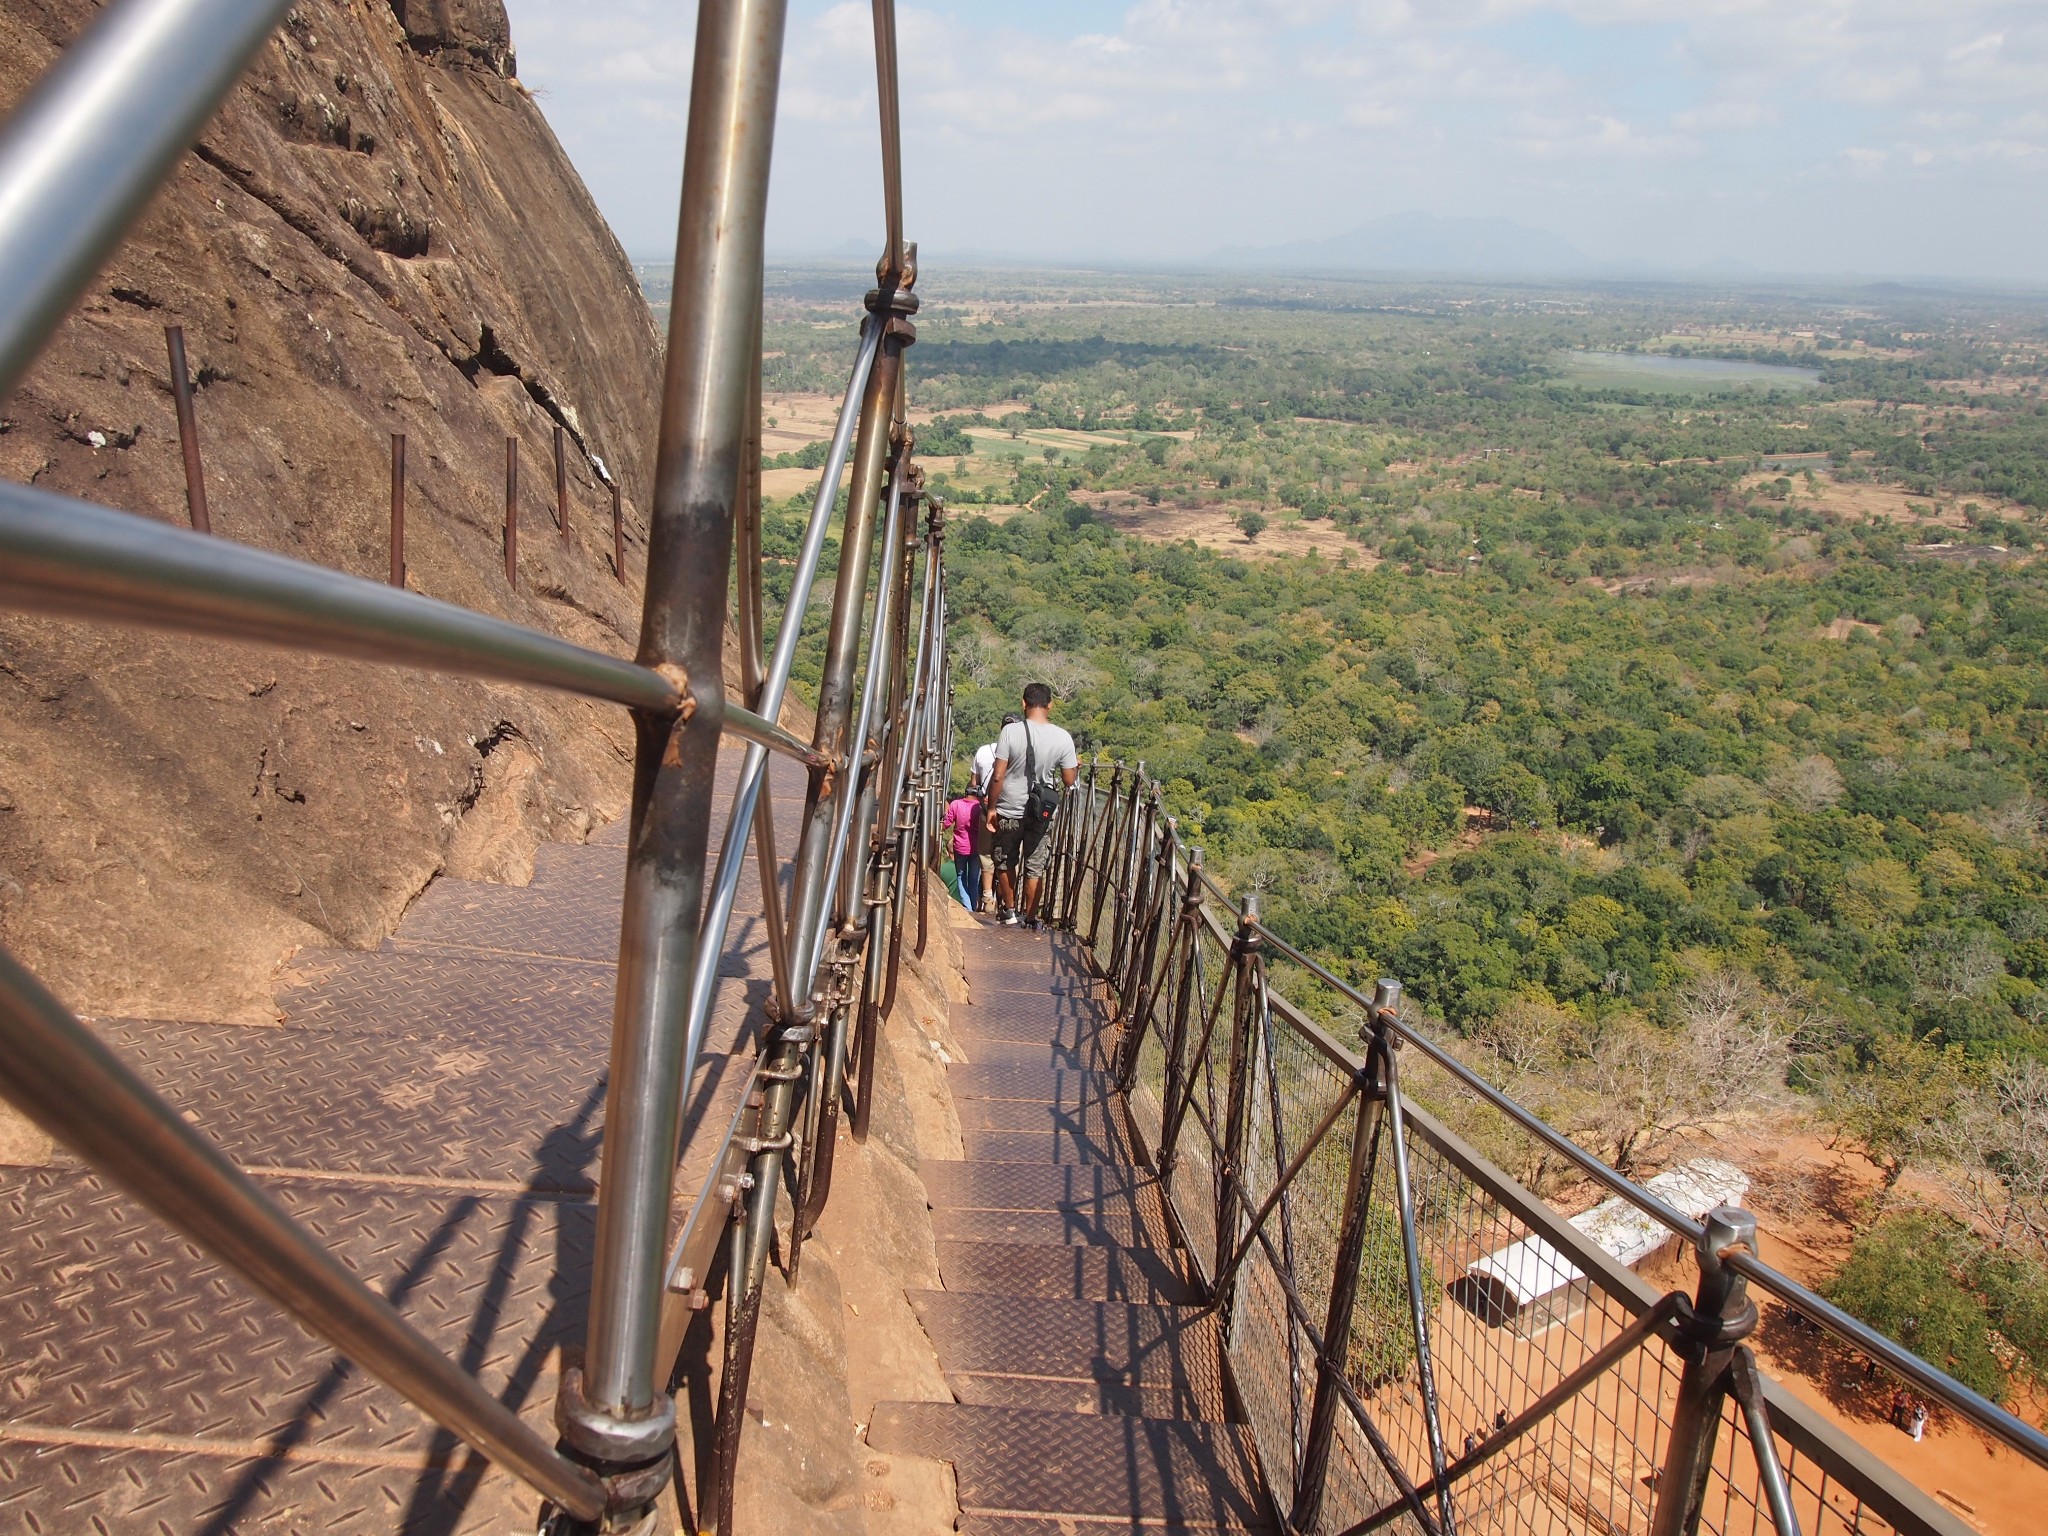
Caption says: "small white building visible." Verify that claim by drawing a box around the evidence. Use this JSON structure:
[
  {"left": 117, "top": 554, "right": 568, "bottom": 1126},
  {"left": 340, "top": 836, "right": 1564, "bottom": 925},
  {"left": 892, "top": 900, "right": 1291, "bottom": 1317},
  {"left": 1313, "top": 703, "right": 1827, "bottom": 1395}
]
[{"left": 1452, "top": 1158, "right": 1750, "bottom": 1335}]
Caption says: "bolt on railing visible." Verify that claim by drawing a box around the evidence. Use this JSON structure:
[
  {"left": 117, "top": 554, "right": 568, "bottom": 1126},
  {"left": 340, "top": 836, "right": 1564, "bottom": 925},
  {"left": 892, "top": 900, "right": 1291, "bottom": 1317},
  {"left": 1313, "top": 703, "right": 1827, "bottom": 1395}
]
[
  {"left": 0, "top": 0, "right": 937, "bottom": 1531},
  {"left": 1039, "top": 760, "right": 2043, "bottom": 1536}
]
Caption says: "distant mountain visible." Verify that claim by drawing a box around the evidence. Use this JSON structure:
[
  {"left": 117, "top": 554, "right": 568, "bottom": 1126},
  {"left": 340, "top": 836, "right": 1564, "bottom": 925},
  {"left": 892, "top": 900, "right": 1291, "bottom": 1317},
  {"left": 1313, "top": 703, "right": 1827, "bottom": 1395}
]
[{"left": 1209, "top": 212, "right": 1595, "bottom": 276}]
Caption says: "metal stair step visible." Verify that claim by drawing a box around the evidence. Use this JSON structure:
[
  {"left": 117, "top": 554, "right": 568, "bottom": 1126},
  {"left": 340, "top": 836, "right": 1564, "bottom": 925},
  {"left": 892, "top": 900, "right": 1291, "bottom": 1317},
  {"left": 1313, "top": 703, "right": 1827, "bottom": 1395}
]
[
  {"left": 909, "top": 1293, "right": 1227, "bottom": 1404},
  {"left": 959, "top": 1126, "right": 1133, "bottom": 1165},
  {"left": 918, "top": 1159, "right": 1161, "bottom": 1209},
  {"left": 955, "top": 1095, "right": 1132, "bottom": 1136},
  {"left": 948, "top": 1065, "right": 1118, "bottom": 1103},
  {"left": 949, "top": 1035, "right": 1106, "bottom": 1072},
  {"left": 930, "top": 1206, "right": 1156, "bottom": 1247},
  {"left": 935, "top": 1240, "right": 1199, "bottom": 1304},
  {"left": 945, "top": 1371, "right": 1228, "bottom": 1421},
  {"left": 866, "top": 1402, "right": 1271, "bottom": 1528}
]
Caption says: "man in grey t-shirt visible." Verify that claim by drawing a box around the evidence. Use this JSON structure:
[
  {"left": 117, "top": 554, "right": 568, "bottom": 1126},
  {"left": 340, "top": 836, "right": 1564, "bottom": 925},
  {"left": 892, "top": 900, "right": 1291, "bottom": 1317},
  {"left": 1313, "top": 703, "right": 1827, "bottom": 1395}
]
[{"left": 983, "top": 682, "right": 1079, "bottom": 926}]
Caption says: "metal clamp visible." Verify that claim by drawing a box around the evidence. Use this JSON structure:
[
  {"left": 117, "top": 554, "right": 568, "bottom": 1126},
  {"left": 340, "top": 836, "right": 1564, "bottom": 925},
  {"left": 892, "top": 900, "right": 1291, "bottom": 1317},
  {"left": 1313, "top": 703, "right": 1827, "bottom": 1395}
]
[{"left": 554, "top": 1364, "right": 676, "bottom": 1468}]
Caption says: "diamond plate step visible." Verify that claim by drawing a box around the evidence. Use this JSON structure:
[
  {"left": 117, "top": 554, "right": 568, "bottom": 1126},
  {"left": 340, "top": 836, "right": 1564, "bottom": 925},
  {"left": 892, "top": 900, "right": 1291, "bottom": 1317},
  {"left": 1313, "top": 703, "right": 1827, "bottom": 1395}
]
[
  {"left": 866, "top": 1402, "right": 1270, "bottom": 1528},
  {"left": 950, "top": 996, "right": 1109, "bottom": 1041},
  {"left": 86, "top": 1017, "right": 748, "bottom": 1191},
  {"left": 917, "top": 1160, "right": 1161, "bottom": 1209},
  {"left": 0, "top": 1167, "right": 587, "bottom": 1450},
  {"left": 949, "top": 1035, "right": 1105, "bottom": 1072},
  {"left": 0, "top": 1438, "right": 530, "bottom": 1535},
  {"left": 945, "top": 1371, "right": 1227, "bottom": 1421},
  {"left": 947, "top": 1066, "right": 1117, "bottom": 1103},
  {"left": 959, "top": 1127, "right": 1134, "bottom": 1165},
  {"left": 931, "top": 1206, "right": 1163, "bottom": 1247},
  {"left": 955, "top": 1096, "right": 1133, "bottom": 1137},
  {"left": 908, "top": 1293, "right": 1227, "bottom": 1413},
  {"left": 935, "top": 1241, "right": 1198, "bottom": 1304}
]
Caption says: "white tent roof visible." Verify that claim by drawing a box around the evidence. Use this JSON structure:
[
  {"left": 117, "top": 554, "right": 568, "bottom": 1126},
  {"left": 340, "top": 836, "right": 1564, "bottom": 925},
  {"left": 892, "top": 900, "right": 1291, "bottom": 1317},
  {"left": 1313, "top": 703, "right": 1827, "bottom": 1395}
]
[{"left": 1464, "top": 1158, "right": 1750, "bottom": 1311}]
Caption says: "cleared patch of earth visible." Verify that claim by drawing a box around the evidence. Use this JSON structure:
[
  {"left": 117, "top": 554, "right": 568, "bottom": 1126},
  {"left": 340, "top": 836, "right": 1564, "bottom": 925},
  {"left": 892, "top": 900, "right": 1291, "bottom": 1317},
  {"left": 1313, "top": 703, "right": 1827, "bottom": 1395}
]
[
  {"left": 1072, "top": 490, "right": 1372, "bottom": 561},
  {"left": 1738, "top": 471, "right": 2032, "bottom": 530}
]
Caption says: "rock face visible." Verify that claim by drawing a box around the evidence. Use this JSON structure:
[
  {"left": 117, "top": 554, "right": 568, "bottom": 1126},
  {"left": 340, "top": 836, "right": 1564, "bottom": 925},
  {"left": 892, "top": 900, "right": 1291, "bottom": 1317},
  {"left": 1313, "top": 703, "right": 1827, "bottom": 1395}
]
[{"left": 0, "top": 0, "right": 667, "bottom": 1023}]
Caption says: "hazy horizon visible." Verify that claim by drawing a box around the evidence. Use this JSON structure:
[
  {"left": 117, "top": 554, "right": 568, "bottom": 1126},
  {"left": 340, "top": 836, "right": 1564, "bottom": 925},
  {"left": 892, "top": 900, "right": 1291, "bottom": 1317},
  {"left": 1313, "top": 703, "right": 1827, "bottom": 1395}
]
[{"left": 503, "top": 0, "right": 2048, "bottom": 287}]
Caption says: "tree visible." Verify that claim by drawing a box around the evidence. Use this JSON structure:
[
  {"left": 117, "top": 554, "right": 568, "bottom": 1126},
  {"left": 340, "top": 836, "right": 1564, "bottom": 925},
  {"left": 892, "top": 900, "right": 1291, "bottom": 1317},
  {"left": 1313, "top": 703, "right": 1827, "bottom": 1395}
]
[
  {"left": 1938, "top": 1057, "right": 2048, "bottom": 1258},
  {"left": 1766, "top": 754, "right": 1845, "bottom": 812},
  {"left": 1823, "top": 1211, "right": 2005, "bottom": 1401},
  {"left": 1822, "top": 1033, "right": 1977, "bottom": 1215},
  {"left": 1236, "top": 509, "right": 1268, "bottom": 541}
]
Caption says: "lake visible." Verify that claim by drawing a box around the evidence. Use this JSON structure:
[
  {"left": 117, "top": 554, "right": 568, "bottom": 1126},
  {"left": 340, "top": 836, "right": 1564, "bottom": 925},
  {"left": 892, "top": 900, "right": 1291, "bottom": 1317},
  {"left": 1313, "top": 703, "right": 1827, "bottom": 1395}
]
[{"left": 1558, "top": 350, "right": 1823, "bottom": 392}]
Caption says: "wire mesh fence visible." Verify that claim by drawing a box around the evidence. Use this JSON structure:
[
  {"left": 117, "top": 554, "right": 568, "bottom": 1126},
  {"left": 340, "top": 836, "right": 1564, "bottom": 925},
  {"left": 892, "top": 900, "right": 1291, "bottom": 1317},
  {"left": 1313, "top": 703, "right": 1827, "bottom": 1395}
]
[{"left": 1050, "top": 767, "right": 2006, "bottom": 1536}]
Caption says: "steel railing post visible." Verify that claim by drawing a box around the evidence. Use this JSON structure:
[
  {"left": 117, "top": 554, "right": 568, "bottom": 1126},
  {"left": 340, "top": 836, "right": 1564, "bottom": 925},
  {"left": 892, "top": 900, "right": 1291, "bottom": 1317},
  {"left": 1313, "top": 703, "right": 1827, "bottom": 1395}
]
[
  {"left": 1650, "top": 1207, "right": 1762, "bottom": 1536},
  {"left": 1123, "top": 820, "right": 1177, "bottom": 1072},
  {"left": 797, "top": 430, "right": 915, "bottom": 1236},
  {"left": 1086, "top": 762, "right": 1125, "bottom": 948},
  {"left": 1291, "top": 982, "right": 1394, "bottom": 1532},
  {"left": 1154, "top": 848, "right": 1204, "bottom": 1175},
  {"left": 164, "top": 324, "right": 211, "bottom": 533},
  {"left": 1060, "top": 759, "right": 1098, "bottom": 930},
  {"left": 567, "top": 0, "right": 787, "bottom": 1519},
  {"left": 1107, "top": 773, "right": 1149, "bottom": 987},
  {"left": 1214, "top": 893, "right": 1262, "bottom": 1319},
  {"left": 783, "top": 283, "right": 913, "bottom": 997},
  {"left": 1378, "top": 980, "right": 1458, "bottom": 1536}
]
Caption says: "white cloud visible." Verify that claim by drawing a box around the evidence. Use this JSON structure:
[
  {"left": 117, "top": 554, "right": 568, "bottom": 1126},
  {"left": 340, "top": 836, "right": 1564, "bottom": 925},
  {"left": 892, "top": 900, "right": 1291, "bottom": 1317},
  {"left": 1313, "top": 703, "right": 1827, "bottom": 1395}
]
[
  {"left": 1671, "top": 101, "right": 1777, "bottom": 131},
  {"left": 502, "top": 0, "right": 2048, "bottom": 279}
]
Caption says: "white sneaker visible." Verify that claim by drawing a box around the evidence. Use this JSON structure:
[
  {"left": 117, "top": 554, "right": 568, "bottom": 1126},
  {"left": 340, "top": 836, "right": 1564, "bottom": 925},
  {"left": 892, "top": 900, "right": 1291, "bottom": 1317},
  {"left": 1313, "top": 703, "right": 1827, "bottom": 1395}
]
[{"left": 1001, "top": 909, "right": 1021, "bottom": 926}]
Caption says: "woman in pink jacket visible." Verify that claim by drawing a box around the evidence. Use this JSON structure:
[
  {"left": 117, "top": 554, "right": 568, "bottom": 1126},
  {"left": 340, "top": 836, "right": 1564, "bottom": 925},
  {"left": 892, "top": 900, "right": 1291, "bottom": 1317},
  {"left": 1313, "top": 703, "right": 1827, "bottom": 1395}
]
[{"left": 943, "top": 792, "right": 983, "bottom": 911}]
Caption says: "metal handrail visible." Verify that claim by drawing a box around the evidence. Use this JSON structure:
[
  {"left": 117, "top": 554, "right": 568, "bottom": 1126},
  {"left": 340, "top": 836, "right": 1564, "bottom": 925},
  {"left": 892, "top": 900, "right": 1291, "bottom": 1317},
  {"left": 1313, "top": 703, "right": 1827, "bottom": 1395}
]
[
  {"left": 0, "top": 0, "right": 295, "bottom": 394},
  {"left": 0, "top": 0, "right": 939, "bottom": 1528},
  {"left": 1049, "top": 765, "right": 2031, "bottom": 1536}
]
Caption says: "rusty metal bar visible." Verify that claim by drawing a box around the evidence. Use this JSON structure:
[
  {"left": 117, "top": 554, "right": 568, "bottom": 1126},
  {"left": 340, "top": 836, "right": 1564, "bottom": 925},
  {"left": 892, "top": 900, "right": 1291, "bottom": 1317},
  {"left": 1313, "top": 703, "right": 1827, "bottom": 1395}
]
[
  {"left": 784, "top": 302, "right": 911, "bottom": 995},
  {"left": 0, "top": 945, "right": 606, "bottom": 1521},
  {"left": 389, "top": 432, "right": 405, "bottom": 587},
  {"left": 163, "top": 324, "right": 210, "bottom": 533},
  {"left": 554, "top": 422, "right": 569, "bottom": 541},
  {"left": 503, "top": 436, "right": 518, "bottom": 589},
  {"left": 1209, "top": 1074, "right": 1360, "bottom": 1306},
  {"left": 1292, "top": 1021, "right": 1387, "bottom": 1533},
  {"left": 736, "top": 316, "right": 766, "bottom": 701},
  {"left": 612, "top": 481, "right": 625, "bottom": 583}
]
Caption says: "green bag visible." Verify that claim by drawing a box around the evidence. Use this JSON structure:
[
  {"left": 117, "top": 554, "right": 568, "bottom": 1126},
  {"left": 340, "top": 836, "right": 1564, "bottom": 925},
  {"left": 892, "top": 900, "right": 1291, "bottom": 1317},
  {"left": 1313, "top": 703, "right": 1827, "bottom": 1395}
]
[{"left": 938, "top": 855, "right": 962, "bottom": 901}]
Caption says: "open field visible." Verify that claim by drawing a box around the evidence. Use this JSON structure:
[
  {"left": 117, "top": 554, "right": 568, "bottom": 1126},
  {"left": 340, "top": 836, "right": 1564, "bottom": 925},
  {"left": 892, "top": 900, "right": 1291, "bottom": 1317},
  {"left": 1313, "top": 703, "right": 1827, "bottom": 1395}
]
[
  {"left": 1070, "top": 489, "right": 1373, "bottom": 561},
  {"left": 1557, "top": 349, "right": 1823, "bottom": 392},
  {"left": 1738, "top": 469, "right": 2032, "bottom": 529}
]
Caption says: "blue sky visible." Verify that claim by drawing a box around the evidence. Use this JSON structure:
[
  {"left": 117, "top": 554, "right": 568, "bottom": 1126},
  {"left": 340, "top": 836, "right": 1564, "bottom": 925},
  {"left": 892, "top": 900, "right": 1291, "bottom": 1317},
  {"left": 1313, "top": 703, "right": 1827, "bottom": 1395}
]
[{"left": 501, "top": 0, "right": 2048, "bottom": 281}]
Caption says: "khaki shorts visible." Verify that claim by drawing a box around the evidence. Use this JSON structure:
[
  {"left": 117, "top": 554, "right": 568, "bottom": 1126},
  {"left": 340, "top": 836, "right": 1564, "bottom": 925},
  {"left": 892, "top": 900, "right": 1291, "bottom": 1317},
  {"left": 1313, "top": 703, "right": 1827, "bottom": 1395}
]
[{"left": 992, "top": 815, "right": 1055, "bottom": 880}]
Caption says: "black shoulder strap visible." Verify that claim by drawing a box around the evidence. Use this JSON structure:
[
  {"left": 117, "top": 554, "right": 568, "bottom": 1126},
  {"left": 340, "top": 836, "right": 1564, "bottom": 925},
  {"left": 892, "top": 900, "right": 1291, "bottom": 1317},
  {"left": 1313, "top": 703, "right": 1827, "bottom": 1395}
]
[{"left": 1023, "top": 720, "right": 1038, "bottom": 788}]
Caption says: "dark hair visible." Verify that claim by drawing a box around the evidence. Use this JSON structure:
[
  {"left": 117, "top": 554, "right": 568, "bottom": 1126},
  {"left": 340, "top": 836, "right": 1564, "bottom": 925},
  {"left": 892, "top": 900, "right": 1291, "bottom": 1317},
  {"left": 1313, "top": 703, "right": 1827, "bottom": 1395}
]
[
  {"left": 1000, "top": 712, "right": 1022, "bottom": 726},
  {"left": 1021, "top": 682, "right": 1052, "bottom": 709}
]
